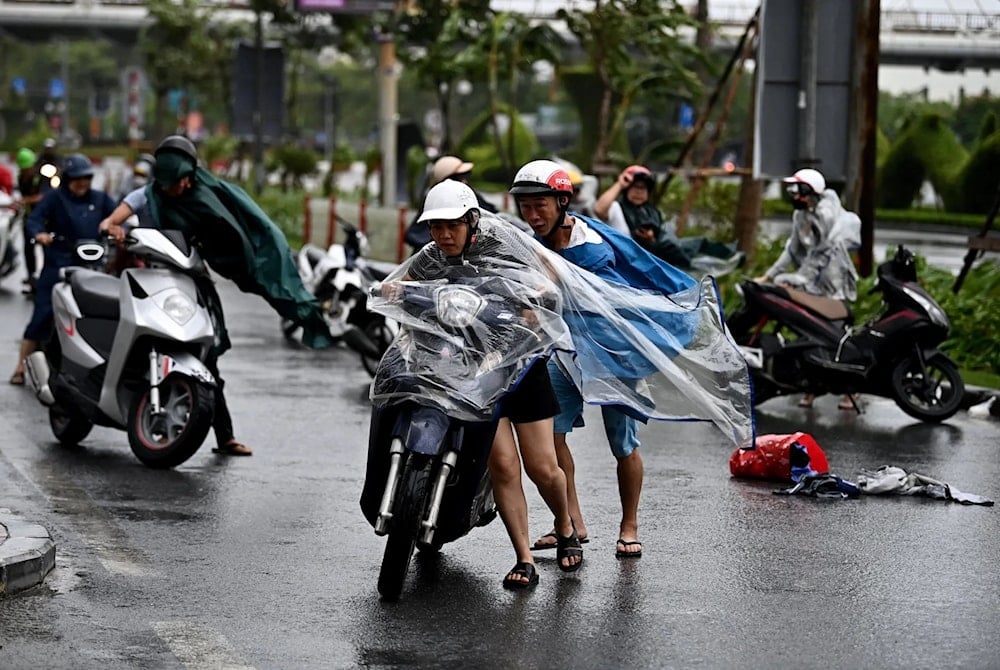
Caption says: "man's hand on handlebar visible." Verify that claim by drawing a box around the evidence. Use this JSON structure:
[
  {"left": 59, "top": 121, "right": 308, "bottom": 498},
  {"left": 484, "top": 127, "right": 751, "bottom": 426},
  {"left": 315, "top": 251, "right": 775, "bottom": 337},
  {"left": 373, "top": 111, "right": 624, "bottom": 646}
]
[{"left": 99, "top": 219, "right": 126, "bottom": 243}]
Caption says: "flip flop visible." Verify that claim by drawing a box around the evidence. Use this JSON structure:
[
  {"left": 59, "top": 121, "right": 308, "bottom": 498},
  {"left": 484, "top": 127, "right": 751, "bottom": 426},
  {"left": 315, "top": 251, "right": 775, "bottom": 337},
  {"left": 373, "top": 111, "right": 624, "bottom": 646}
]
[
  {"left": 502, "top": 562, "right": 538, "bottom": 590},
  {"left": 212, "top": 440, "right": 253, "bottom": 456},
  {"left": 9, "top": 371, "right": 25, "bottom": 386},
  {"left": 556, "top": 529, "right": 584, "bottom": 573},
  {"left": 531, "top": 531, "right": 590, "bottom": 551},
  {"left": 615, "top": 539, "right": 643, "bottom": 559}
]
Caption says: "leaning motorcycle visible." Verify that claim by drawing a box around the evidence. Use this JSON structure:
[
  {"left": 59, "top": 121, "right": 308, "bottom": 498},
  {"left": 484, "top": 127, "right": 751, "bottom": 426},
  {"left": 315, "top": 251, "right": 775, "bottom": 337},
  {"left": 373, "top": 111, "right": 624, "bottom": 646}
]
[
  {"left": 728, "top": 245, "right": 964, "bottom": 422},
  {"left": 360, "top": 263, "right": 564, "bottom": 601},
  {"left": 26, "top": 229, "right": 218, "bottom": 468}
]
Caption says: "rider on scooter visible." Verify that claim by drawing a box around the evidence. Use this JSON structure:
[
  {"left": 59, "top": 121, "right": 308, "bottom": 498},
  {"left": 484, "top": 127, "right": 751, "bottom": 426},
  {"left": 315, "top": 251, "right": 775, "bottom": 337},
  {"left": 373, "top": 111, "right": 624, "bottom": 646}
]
[{"left": 99, "top": 135, "right": 334, "bottom": 456}]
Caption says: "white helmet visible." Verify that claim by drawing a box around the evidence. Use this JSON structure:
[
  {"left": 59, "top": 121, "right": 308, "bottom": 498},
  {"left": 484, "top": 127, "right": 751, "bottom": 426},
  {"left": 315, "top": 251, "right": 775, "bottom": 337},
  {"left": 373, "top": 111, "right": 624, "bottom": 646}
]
[
  {"left": 417, "top": 180, "right": 480, "bottom": 223},
  {"left": 782, "top": 168, "right": 826, "bottom": 196}
]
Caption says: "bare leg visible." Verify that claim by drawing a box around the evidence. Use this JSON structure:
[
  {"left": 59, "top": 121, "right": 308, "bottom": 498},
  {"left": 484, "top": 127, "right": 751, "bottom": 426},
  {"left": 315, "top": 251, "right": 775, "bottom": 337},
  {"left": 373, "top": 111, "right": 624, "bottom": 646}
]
[
  {"left": 10, "top": 338, "right": 37, "bottom": 382},
  {"left": 532, "top": 433, "right": 589, "bottom": 548},
  {"left": 488, "top": 419, "right": 534, "bottom": 584},
  {"left": 616, "top": 449, "right": 643, "bottom": 554}
]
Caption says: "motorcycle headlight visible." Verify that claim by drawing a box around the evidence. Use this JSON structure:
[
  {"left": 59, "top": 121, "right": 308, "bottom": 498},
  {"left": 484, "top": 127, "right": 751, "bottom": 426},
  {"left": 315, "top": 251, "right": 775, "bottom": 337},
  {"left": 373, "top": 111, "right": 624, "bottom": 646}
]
[
  {"left": 435, "top": 286, "right": 486, "bottom": 329},
  {"left": 155, "top": 290, "right": 197, "bottom": 325}
]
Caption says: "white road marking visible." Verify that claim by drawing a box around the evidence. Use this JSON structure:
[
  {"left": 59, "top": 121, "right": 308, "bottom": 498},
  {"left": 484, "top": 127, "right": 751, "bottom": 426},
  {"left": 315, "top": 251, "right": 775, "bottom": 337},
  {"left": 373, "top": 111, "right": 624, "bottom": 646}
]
[{"left": 152, "top": 621, "right": 256, "bottom": 670}]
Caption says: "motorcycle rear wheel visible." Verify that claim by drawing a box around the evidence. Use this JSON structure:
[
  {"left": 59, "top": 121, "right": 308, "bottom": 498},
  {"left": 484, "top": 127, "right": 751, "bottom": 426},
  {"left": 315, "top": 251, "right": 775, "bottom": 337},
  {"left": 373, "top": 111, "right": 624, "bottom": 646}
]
[
  {"left": 891, "top": 354, "right": 964, "bottom": 423},
  {"left": 49, "top": 402, "right": 93, "bottom": 446},
  {"left": 127, "top": 374, "right": 215, "bottom": 469},
  {"left": 378, "top": 454, "right": 431, "bottom": 601}
]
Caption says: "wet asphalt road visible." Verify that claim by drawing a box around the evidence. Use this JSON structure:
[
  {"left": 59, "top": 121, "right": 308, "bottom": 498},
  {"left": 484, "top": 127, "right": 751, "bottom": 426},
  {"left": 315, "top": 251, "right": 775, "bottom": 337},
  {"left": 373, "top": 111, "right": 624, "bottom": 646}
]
[{"left": 1, "top": 259, "right": 998, "bottom": 669}]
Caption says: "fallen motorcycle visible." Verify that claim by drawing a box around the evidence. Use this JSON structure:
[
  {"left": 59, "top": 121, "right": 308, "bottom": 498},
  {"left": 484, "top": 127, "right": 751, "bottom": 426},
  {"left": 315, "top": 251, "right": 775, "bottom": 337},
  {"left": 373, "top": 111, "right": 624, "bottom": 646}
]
[
  {"left": 283, "top": 217, "right": 396, "bottom": 372},
  {"left": 727, "top": 245, "right": 964, "bottom": 422}
]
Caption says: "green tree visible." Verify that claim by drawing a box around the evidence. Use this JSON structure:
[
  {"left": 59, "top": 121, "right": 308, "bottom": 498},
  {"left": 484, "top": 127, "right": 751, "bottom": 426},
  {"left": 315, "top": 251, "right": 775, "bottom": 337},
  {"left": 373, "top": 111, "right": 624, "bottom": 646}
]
[
  {"left": 556, "top": 0, "right": 702, "bottom": 167},
  {"left": 391, "top": 0, "right": 494, "bottom": 151},
  {"left": 476, "top": 12, "right": 562, "bottom": 180},
  {"left": 141, "top": 0, "right": 220, "bottom": 139}
]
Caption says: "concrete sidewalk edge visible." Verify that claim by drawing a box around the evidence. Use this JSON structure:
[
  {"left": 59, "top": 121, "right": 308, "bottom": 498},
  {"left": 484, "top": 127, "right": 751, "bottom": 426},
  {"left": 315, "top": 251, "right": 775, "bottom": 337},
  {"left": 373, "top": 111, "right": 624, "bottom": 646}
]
[{"left": 0, "top": 512, "right": 56, "bottom": 596}]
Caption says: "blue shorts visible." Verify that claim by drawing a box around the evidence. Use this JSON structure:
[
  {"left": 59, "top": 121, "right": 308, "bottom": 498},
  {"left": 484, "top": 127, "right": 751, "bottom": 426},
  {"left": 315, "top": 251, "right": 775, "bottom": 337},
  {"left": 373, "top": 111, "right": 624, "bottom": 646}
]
[{"left": 547, "top": 359, "right": 640, "bottom": 460}]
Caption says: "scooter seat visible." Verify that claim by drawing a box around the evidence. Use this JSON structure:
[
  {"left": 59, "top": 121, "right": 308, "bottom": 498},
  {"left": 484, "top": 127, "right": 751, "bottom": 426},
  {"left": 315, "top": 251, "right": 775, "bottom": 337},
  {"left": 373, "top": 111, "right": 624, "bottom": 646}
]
[
  {"left": 780, "top": 285, "right": 853, "bottom": 324},
  {"left": 69, "top": 268, "right": 121, "bottom": 320}
]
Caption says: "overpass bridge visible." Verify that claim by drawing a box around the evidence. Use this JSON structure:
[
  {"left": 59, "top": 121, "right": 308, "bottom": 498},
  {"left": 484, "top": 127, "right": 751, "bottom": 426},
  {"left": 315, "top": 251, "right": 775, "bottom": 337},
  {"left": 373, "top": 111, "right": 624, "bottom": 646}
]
[{"left": 0, "top": 0, "right": 998, "bottom": 72}]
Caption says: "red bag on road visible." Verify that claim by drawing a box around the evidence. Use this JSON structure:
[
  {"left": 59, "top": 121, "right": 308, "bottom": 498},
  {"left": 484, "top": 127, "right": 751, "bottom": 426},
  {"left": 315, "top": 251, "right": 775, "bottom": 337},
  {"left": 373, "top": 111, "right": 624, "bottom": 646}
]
[{"left": 729, "top": 432, "right": 830, "bottom": 483}]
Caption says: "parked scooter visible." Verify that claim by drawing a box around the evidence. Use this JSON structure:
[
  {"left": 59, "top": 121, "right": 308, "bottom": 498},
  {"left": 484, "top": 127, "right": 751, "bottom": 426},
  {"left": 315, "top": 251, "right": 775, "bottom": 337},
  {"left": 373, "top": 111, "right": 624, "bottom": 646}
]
[
  {"left": 360, "top": 269, "right": 561, "bottom": 601},
  {"left": 283, "top": 217, "right": 397, "bottom": 372},
  {"left": 25, "top": 229, "right": 218, "bottom": 468},
  {"left": 0, "top": 192, "right": 21, "bottom": 281},
  {"left": 727, "top": 245, "right": 964, "bottom": 422}
]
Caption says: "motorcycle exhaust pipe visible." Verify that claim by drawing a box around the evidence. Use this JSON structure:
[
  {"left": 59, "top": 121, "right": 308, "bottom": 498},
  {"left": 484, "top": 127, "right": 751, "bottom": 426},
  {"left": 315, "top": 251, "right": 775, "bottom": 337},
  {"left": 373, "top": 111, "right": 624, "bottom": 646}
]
[
  {"left": 374, "top": 437, "right": 406, "bottom": 535},
  {"left": 24, "top": 351, "right": 55, "bottom": 406},
  {"left": 420, "top": 451, "right": 458, "bottom": 545}
]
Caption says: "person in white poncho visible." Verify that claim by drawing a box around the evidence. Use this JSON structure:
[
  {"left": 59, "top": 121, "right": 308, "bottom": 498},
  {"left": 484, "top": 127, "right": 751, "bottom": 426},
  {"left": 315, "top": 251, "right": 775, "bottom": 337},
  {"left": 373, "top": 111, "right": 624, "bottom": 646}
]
[{"left": 757, "top": 168, "right": 862, "bottom": 409}]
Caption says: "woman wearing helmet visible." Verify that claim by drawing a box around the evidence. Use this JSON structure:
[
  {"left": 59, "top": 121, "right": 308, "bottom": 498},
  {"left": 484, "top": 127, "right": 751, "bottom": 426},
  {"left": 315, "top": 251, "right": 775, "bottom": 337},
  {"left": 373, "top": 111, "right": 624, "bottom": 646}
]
[
  {"left": 758, "top": 167, "right": 861, "bottom": 410},
  {"left": 98, "top": 135, "right": 334, "bottom": 455},
  {"left": 10, "top": 153, "right": 117, "bottom": 385},
  {"left": 377, "top": 179, "right": 582, "bottom": 588},
  {"left": 594, "top": 164, "right": 740, "bottom": 271}
]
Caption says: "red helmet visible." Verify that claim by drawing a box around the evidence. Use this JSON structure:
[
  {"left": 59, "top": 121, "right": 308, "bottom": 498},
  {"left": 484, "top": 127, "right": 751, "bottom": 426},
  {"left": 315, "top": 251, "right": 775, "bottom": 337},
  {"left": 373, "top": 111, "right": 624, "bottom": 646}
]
[{"left": 509, "top": 160, "right": 574, "bottom": 197}]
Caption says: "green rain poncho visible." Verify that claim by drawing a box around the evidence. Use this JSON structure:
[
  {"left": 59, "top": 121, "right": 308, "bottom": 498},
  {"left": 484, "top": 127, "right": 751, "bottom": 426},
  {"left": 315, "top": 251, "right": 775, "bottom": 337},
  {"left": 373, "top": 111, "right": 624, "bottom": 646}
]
[{"left": 147, "top": 152, "right": 333, "bottom": 354}]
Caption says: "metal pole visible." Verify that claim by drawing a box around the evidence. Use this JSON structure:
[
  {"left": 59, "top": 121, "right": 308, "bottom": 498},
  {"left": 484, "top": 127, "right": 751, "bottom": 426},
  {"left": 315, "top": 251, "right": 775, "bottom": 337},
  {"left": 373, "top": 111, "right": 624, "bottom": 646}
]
[
  {"left": 60, "top": 39, "right": 70, "bottom": 144},
  {"left": 378, "top": 34, "right": 398, "bottom": 208},
  {"left": 253, "top": 11, "right": 265, "bottom": 195},
  {"left": 856, "top": 0, "right": 880, "bottom": 276},
  {"left": 797, "top": 0, "right": 819, "bottom": 167}
]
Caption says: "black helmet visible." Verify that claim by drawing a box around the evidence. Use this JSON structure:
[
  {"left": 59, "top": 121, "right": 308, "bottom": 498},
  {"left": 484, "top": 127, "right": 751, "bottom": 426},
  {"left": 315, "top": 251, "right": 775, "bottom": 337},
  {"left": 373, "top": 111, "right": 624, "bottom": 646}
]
[
  {"left": 62, "top": 153, "right": 94, "bottom": 180},
  {"left": 155, "top": 135, "right": 198, "bottom": 161}
]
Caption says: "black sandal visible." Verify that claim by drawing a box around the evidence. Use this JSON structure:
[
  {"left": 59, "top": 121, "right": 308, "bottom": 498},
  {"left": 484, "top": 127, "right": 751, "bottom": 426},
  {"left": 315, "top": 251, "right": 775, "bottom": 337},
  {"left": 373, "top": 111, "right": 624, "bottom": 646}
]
[
  {"left": 556, "top": 529, "right": 584, "bottom": 573},
  {"left": 502, "top": 562, "right": 538, "bottom": 590}
]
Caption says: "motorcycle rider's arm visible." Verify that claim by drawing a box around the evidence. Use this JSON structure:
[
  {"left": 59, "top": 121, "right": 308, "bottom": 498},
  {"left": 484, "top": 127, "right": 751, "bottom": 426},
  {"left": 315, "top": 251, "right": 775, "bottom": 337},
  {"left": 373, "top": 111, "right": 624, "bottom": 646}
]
[
  {"left": 594, "top": 169, "right": 631, "bottom": 221},
  {"left": 99, "top": 187, "right": 145, "bottom": 242},
  {"left": 25, "top": 190, "right": 57, "bottom": 246}
]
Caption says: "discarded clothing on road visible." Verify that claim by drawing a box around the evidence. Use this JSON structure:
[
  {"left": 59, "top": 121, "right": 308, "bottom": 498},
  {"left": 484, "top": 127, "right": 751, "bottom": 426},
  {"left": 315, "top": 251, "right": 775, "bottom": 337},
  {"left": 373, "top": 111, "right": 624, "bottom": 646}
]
[
  {"left": 855, "top": 465, "right": 994, "bottom": 505},
  {"left": 729, "top": 432, "right": 829, "bottom": 483}
]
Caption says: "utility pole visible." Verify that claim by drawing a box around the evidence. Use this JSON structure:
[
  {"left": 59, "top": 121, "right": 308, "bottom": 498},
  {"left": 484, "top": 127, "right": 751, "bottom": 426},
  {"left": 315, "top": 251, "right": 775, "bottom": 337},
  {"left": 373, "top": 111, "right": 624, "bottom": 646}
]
[
  {"left": 377, "top": 32, "right": 399, "bottom": 208},
  {"left": 847, "top": 0, "right": 880, "bottom": 276},
  {"left": 253, "top": 7, "right": 266, "bottom": 195},
  {"left": 797, "top": 0, "right": 819, "bottom": 169}
]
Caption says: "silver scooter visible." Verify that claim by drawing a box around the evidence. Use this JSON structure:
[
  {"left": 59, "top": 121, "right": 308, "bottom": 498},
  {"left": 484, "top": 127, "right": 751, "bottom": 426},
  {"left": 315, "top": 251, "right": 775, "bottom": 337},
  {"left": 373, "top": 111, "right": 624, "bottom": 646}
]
[{"left": 25, "top": 228, "right": 218, "bottom": 468}]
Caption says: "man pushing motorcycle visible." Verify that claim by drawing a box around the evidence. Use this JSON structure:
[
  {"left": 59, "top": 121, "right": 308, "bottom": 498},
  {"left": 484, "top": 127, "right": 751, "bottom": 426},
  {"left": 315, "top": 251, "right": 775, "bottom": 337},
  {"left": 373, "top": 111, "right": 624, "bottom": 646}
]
[{"left": 99, "top": 135, "right": 334, "bottom": 457}]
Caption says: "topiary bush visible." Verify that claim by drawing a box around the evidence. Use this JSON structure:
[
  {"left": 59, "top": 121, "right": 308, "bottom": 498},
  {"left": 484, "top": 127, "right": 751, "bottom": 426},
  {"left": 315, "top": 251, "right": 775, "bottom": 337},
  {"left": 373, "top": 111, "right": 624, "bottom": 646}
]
[
  {"left": 955, "top": 130, "right": 1000, "bottom": 214},
  {"left": 876, "top": 113, "right": 967, "bottom": 210}
]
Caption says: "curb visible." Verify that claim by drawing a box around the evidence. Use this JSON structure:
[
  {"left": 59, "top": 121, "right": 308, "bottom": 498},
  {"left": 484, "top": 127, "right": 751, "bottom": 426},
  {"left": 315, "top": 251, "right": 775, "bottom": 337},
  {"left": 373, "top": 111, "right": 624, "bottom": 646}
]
[{"left": 0, "top": 511, "right": 56, "bottom": 597}]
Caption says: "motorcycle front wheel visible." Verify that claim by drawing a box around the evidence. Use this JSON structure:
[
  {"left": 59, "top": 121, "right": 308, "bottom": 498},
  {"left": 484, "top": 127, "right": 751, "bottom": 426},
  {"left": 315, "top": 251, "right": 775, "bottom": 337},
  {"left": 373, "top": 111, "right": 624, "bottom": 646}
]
[
  {"left": 127, "top": 374, "right": 215, "bottom": 469},
  {"left": 891, "top": 353, "right": 965, "bottom": 423},
  {"left": 378, "top": 454, "right": 432, "bottom": 601},
  {"left": 49, "top": 402, "right": 93, "bottom": 446}
]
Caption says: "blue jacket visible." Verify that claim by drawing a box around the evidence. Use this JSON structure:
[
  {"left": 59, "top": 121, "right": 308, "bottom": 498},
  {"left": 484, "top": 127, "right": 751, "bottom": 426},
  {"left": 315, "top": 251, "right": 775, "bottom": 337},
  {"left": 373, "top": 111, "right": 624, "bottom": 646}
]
[{"left": 26, "top": 186, "right": 116, "bottom": 270}]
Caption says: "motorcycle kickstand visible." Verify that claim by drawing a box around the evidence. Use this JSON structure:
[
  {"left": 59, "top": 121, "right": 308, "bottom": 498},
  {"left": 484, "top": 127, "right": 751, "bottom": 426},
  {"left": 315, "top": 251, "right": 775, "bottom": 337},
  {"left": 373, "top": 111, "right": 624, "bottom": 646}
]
[
  {"left": 420, "top": 451, "right": 458, "bottom": 545},
  {"left": 374, "top": 438, "right": 406, "bottom": 535}
]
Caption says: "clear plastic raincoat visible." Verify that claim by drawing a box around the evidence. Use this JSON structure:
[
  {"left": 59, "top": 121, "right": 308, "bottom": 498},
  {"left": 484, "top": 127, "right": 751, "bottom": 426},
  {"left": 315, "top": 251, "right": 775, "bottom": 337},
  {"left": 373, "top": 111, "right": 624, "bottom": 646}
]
[{"left": 368, "top": 213, "right": 754, "bottom": 446}]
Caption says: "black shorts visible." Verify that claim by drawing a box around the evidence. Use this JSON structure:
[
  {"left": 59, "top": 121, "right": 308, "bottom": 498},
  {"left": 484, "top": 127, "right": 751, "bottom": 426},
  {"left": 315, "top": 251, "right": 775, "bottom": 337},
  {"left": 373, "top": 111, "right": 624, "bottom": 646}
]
[{"left": 498, "top": 358, "right": 560, "bottom": 424}]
